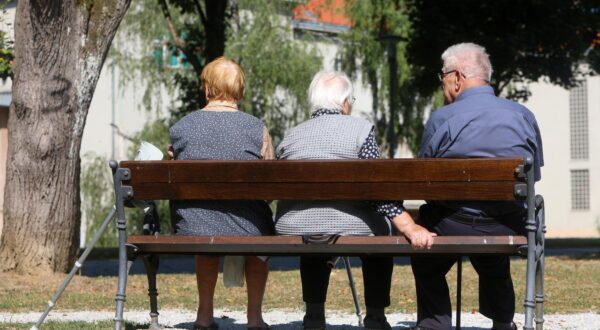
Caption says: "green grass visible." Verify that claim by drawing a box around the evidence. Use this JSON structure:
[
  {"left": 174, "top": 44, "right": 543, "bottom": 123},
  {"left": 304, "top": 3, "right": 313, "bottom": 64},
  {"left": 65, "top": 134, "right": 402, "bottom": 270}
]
[{"left": 1, "top": 255, "right": 599, "bottom": 316}]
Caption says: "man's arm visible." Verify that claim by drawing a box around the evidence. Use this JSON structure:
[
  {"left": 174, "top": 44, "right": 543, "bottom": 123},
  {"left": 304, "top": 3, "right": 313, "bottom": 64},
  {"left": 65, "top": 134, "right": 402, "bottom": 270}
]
[{"left": 359, "top": 127, "right": 436, "bottom": 249}]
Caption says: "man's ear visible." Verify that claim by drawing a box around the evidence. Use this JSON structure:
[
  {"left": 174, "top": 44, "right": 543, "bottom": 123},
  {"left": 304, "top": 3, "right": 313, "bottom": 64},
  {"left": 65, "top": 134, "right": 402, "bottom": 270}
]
[{"left": 454, "top": 72, "right": 462, "bottom": 93}]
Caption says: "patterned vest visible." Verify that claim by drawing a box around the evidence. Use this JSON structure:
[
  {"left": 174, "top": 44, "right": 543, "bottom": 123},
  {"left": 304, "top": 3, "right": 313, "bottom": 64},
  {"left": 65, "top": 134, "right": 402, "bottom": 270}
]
[{"left": 275, "top": 114, "right": 390, "bottom": 236}]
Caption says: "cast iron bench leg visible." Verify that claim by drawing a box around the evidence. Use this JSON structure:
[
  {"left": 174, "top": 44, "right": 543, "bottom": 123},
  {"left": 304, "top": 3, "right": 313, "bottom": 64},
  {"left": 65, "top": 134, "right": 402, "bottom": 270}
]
[
  {"left": 456, "top": 256, "right": 462, "bottom": 330},
  {"left": 142, "top": 254, "right": 161, "bottom": 329},
  {"left": 535, "top": 196, "right": 545, "bottom": 330},
  {"left": 114, "top": 227, "right": 129, "bottom": 329}
]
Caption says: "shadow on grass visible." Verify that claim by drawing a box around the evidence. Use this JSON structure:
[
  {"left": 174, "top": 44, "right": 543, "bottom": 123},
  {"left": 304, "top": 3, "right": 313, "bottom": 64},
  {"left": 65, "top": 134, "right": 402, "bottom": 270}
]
[{"left": 561, "top": 252, "right": 600, "bottom": 260}]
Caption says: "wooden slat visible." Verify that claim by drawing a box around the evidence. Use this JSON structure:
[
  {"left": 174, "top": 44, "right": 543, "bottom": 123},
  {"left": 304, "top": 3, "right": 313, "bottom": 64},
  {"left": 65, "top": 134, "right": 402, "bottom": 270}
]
[
  {"left": 127, "top": 181, "right": 518, "bottom": 201},
  {"left": 128, "top": 235, "right": 527, "bottom": 256},
  {"left": 120, "top": 158, "right": 524, "bottom": 184}
]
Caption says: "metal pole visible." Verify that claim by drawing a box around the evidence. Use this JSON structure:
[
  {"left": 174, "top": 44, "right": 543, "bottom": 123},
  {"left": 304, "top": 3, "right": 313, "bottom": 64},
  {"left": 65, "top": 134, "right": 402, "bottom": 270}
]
[
  {"left": 523, "top": 157, "right": 537, "bottom": 330},
  {"left": 111, "top": 62, "right": 116, "bottom": 161},
  {"left": 31, "top": 208, "right": 117, "bottom": 330},
  {"left": 343, "top": 257, "right": 363, "bottom": 327},
  {"left": 456, "top": 256, "right": 462, "bottom": 330},
  {"left": 387, "top": 41, "right": 398, "bottom": 158},
  {"left": 535, "top": 195, "right": 545, "bottom": 330}
]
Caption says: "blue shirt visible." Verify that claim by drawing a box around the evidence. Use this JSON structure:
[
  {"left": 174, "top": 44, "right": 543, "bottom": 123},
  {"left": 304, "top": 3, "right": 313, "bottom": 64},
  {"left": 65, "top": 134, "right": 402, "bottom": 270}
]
[{"left": 419, "top": 86, "right": 544, "bottom": 217}]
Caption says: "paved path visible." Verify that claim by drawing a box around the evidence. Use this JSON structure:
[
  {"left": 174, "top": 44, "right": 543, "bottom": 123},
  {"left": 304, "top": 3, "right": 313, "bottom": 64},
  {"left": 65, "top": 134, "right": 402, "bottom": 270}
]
[{"left": 1, "top": 309, "right": 598, "bottom": 329}]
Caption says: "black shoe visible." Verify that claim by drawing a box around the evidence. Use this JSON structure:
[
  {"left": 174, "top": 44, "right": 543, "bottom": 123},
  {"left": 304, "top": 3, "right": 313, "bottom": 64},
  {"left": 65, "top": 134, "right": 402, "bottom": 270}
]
[
  {"left": 491, "top": 321, "right": 517, "bottom": 330},
  {"left": 363, "top": 315, "right": 391, "bottom": 330},
  {"left": 408, "top": 326, "right": 435, "bottom": 330},
  {"left": 303, "top": 314, "right": 326, "bottom": 330}
]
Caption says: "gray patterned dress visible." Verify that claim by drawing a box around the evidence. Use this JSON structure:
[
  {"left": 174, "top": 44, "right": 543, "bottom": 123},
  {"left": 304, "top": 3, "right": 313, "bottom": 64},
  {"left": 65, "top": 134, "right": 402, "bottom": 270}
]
[
  {"left": 170, "top": 110, "right": 274, "bottom": 236},
  {"left": 275, "top": 110, "right": 394, "bottom": 236}
]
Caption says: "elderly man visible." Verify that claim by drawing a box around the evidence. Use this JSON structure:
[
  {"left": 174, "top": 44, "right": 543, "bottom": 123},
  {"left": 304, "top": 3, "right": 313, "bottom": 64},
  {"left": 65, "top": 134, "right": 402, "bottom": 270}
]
[
  {"left": 276, "top": 70, "right": 436, "bottom": 330},
  {"left": 410, "top": 43, "right": 544, "bottom": 330}
]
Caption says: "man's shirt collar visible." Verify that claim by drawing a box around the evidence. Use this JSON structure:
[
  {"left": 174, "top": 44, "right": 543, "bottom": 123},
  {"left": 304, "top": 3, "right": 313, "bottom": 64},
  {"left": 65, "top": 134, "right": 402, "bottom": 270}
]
[{"left": 455, "top": 85, "right": 495, "bottom": 102}]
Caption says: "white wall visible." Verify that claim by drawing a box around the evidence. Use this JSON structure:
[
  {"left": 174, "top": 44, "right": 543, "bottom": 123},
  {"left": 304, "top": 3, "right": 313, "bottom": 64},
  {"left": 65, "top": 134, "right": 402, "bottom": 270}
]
[{"left": 523, "top": 77, "right": 599, "bottom": 237}]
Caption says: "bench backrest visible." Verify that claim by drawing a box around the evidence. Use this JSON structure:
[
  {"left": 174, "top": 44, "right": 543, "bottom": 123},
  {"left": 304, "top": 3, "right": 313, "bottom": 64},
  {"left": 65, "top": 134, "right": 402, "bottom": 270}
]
[{"left": 116, "top": 158, "right": 527, "bottom": 202}]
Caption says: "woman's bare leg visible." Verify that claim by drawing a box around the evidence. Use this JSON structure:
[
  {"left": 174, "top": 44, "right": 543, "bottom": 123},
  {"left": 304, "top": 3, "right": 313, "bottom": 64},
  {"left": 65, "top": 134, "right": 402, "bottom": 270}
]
[
  {"left": 195, "top": 256, "right": 220, "bottom": 327},
  {"left": 245, "top": 256, "right": 269, "bottom": 328}
]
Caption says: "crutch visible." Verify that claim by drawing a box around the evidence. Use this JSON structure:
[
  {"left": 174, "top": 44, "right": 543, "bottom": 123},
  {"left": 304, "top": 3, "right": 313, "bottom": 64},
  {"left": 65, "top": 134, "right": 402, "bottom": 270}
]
[
  {"left": 343, "top": 257, "right": 363, "bottom": 327},
  {"left": 31, "top": 207, "right": 116, "bottom": 330},
  {"left": 327, "top": 256, "right": 363, "bottom": 326}
]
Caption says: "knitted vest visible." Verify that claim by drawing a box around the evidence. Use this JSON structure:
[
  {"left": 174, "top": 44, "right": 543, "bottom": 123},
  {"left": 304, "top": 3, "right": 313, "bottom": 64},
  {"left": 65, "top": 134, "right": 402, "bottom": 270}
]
[{"left": 275, "top": 114, "right": 390, "bottom": 236}]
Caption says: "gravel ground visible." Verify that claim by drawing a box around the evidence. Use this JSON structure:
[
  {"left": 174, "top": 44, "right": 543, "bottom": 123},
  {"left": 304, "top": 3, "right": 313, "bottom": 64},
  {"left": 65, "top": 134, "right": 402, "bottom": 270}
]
[{"left": 1, "top": 309, "right": 599, "bottom": 330}]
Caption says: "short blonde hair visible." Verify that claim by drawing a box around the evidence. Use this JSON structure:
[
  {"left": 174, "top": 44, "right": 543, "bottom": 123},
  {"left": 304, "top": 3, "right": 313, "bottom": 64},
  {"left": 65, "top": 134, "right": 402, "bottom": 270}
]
[{"left": 201, "top": 57, "right": 245, "bottom": 102}]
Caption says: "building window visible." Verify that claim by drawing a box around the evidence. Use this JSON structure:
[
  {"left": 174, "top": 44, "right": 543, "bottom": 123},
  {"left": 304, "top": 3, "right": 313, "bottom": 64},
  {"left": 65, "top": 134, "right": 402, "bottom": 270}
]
[
  {"left": 571, "top": 169, "right": 590, "bottom": 210},
  {"left": 569, "top": 80, "right": 588, "bottom": 160}
]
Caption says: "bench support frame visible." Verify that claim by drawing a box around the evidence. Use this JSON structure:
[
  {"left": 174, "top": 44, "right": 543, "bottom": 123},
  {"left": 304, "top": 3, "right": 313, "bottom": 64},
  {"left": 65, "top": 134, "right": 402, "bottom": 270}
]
[{"left": 109, "top": 159, "right": 545, "bottom": 330}]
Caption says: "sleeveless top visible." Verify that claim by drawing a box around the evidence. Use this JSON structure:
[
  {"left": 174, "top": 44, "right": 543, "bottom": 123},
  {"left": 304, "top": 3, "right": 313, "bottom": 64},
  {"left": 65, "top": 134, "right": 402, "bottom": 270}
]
[
  {"left": 169, "top": 110, "right": 274, "bottom": 236},
  {"left": 275, "top": 113, "right": 390, "bottom": 236}
]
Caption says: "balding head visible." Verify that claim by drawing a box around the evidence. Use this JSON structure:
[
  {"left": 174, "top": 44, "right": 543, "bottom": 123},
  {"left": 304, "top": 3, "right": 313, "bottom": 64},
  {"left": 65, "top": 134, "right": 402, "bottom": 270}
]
[{"left": 308, "top": 70, "right": 354, "bottom": 113}]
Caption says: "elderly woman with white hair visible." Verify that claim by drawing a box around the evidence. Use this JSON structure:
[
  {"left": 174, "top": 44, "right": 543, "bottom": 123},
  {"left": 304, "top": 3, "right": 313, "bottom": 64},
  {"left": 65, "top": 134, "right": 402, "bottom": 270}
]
[{"left": 275, "top": 70, "right": 436, "bottom": 330}]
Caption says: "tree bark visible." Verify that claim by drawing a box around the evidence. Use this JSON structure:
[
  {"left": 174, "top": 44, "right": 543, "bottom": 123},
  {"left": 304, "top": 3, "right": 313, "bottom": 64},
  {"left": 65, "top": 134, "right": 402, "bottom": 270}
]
[{"left": 0, "top": 0, "right": 131, "bottom": 273}]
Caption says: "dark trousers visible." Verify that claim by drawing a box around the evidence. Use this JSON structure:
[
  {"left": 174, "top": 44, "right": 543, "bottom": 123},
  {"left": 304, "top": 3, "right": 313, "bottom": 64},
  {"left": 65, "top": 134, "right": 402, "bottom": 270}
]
[
  {"left": 300, "top": 255, "right": 393, "bottom": 309},
  {"left": 410, "top": 205, "right": 524, "bottom": 330}
]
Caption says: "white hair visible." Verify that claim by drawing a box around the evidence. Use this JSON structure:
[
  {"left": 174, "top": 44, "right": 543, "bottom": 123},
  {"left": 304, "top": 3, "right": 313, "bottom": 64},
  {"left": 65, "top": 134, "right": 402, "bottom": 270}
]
[
  {"left": 308, "top": 70, "right": 353, "bottom": 111},
  {"left": 441, "top": 43, "right": 493, "bottom": 82}
]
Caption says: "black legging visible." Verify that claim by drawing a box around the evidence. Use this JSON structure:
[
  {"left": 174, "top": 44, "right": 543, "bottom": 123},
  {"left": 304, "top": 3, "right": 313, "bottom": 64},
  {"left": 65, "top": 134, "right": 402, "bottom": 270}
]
[{"left": 300, "top": 255, "right": 393, "bottom": 308}]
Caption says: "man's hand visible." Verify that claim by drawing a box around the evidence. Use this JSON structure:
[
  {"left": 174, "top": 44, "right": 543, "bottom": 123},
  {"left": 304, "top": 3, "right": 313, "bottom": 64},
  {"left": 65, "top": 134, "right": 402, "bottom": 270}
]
[
  {"left": 391, "top": 212, "right": 437, "bottom": 250},
  {"left": 167, "top": 145, "right": 174, "bottom": 160}
]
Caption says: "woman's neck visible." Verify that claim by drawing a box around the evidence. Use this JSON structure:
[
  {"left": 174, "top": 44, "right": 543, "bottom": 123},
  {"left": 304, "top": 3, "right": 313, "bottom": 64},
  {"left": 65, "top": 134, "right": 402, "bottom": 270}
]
[{"left": 203, "top": 100, "right": 238, "bottom": 111}]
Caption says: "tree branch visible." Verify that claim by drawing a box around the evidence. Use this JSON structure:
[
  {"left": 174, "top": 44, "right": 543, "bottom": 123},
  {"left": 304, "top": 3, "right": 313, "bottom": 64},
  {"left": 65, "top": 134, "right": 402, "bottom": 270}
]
[
  {"left": 193, "top": 0, "right": 208, "bottom": 30},
  {"left": 158, "top": 0, "right": 186, "bottom": 49},
  {"left": 157, "top": 0, "right": 204, "bottom": 77}
]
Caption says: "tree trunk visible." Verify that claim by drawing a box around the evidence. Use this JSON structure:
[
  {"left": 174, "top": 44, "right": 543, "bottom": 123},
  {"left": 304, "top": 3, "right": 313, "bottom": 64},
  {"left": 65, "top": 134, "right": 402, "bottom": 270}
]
[
  {"left": 204, "top": 0, "right": 227, "bottom": 63},
  {"left": 0, "top": 0, "right": 131, "bottom": 273}
]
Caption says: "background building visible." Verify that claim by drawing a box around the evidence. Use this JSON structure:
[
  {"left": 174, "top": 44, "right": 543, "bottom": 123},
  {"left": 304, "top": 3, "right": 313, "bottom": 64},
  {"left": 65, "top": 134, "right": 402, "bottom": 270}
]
[{"left": 523, "top": 76, "right": 599, "bottom": 237}]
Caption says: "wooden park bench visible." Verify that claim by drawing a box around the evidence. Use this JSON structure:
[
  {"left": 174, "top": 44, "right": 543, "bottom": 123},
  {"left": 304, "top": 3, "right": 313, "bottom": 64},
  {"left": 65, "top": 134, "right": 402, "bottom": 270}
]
[{"left": 110, "top": 158, "right": 545, "bottom": 330}]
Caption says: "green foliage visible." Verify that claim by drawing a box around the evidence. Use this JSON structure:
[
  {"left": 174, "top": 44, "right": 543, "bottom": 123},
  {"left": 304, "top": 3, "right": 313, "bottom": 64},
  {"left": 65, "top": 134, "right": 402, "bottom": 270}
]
[
  {"left": 110, "top": 0, "right": 231, "bottom": 119},
  {"left": 0, "top": 8, "right": 13, "bottom": 80},
  {"left": 124, "top": 119, "right": 173, "bottom": 236},
  {"left": 406, "top": 0, "right": 600, "bottom": 100},
  {"left": 80, "top": 153, "right": 119, "bottom": 247},
  {"left": 109, "top": 0, "right": 178, "bottom": 115},
  {"left": 125, "top": 118, "right": 171, "bottom": 159},
  {"left": 342, "top": 1, "right": 599, "bottom": 155},
  {"left": 226, "top": 0, "right": 322, "bottom": 143},
  {"left": 341, "top": 0, "right": 436, "bottom": 156},
  {"left": 80, "top": 119, "right": 173, "bottom": 247},
  {"left": 112, "top": 0, "right": 322, "bottom": 143},
  {"left": 0, "top": 46, "right": 12, "bottom": 80}
]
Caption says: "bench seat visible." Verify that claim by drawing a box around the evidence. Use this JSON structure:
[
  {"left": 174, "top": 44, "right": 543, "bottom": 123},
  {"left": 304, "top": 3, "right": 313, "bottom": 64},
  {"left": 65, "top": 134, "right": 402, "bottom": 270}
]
[{"left": 128, "top": 235, "right": 528, "bottom": 256}]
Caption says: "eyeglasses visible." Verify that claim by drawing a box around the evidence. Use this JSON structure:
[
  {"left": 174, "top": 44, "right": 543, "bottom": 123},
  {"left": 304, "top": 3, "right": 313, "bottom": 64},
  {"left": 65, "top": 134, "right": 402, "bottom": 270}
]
[{"left": 437, "top": 69, "right": 457, "bottom": 82}]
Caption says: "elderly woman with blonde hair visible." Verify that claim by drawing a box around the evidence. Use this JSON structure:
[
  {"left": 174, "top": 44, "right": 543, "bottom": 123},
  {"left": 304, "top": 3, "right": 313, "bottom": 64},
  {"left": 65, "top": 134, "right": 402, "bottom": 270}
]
[{"left": 170, "top": 57, "right": 273, "bottom": 330}]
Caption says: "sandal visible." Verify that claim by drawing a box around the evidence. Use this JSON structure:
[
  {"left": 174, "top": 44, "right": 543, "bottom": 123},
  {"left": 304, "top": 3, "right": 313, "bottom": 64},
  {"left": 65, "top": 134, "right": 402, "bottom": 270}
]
[{"left": 193, "top": 322, "right": 219, "bottom": 330}]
